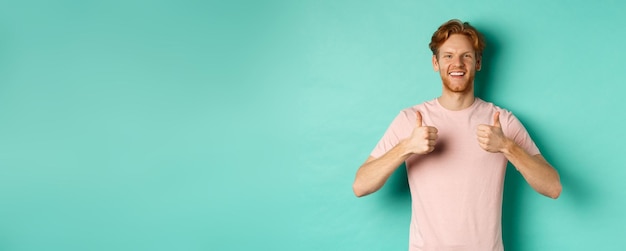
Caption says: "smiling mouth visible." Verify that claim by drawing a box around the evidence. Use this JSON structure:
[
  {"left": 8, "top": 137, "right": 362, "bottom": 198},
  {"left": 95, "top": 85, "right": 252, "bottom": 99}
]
[{"left": 449, "top": 71, "right": 465, "bottom": 76}]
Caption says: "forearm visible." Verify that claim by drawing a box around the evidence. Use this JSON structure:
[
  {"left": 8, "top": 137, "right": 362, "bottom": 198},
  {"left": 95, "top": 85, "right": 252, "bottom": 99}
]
[
  {"left": 502, "top": 139, "right": 562, "bottom": 199},
  {"left": 353, "top": 141, "right": 412, "bottom": 197}
]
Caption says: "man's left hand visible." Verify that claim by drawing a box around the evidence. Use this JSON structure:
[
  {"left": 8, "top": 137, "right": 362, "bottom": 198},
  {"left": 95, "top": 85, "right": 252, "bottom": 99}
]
[{"left": 477, "top": 111, "right": 509, "bottom": 153}]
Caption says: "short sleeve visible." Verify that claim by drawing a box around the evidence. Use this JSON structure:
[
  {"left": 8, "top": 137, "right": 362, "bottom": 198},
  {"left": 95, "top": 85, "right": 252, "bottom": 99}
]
[
  {"left": 370, "top": 110, "right": 412, "bottom": 159},
  {"left": 502, "top": 111, "right": 541, "bottom": 156}
]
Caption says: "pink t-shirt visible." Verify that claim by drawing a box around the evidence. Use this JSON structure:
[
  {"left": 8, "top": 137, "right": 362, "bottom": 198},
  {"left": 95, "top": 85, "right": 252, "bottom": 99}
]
[{"left": 371, "top": 98, "right": 539, "bottom": 251}]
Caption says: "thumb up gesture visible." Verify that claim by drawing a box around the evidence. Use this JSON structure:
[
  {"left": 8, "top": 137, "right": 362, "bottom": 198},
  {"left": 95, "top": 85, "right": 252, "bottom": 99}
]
[
  {"left": 477, "top": 111, "right": 508, "bottom": 153},
  {"left": 405, "top": 111, "right": 438, "bottom": 155}
]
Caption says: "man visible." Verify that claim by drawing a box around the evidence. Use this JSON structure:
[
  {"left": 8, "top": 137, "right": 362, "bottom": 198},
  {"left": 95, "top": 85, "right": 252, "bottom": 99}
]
[{"left": 352, "top": 19, "right": 562, "bottom": 251}]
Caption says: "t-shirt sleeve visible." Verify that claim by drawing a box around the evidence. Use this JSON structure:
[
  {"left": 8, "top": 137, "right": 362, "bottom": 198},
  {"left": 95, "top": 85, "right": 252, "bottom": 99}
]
[
  {"left": 370, "top": 110, "right": 412, "bottom": 159},
  {"left": 503, "top": 111, "right": 541, "bottom": 156}
]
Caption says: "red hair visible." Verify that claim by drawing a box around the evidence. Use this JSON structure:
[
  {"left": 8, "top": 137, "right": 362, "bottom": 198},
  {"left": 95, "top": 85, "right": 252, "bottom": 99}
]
[{"left": 429, "top": 19, "right": 486, "bottom": 58}]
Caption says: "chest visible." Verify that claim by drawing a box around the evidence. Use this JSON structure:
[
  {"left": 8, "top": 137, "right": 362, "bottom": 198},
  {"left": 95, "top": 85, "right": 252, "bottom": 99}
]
[
  {"left": 405, "top": 112, "right": 507, "bottom": 174},
  {"left": 428, "top": 113, "right": 491, "bottom": 152}
]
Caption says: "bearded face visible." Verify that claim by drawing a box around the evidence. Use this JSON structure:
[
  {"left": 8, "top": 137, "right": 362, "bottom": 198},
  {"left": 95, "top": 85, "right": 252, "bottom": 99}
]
[{"left": 432, "top": 34, "right": 481, "bottom": 95}]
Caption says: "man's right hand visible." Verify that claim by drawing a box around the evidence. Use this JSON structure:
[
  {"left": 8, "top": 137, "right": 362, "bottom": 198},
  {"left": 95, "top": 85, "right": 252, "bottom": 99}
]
[
  {"left": 353, "top": 110, "right": 438, "bottom": 197},
  {"left": 403, "top": 111, "right": 438, "bottom": 155}
]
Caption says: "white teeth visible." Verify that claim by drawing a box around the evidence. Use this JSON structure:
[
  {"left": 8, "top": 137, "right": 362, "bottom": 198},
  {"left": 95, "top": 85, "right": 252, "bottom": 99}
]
[{"left": 449, "top": 72, "right": 464, "bottom": 76}]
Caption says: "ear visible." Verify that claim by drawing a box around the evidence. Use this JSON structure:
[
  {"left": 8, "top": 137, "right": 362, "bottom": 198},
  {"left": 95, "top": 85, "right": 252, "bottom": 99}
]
[
  {"left": 476, "top": 55, "right": 482, "bottom": 71},
  {"left": 432, "top": 55, "right": 440, "bottom": 72}
]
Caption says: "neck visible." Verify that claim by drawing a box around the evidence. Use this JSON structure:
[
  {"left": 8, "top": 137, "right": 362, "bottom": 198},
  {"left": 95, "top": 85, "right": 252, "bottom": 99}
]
[{"left": 437, "top": 91, "right": 476, "bottom": 111}]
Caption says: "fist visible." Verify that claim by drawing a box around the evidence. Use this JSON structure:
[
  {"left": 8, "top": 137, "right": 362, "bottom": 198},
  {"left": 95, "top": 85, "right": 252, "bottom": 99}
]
[
  {"left": 477, "top": 111, "right": 508, "bottom": 153},
  {"left": 406, "top": 111, "right": 438, "bottom": 154}
]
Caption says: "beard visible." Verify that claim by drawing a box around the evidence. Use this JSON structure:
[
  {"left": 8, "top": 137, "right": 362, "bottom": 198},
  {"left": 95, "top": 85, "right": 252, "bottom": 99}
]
[{"left": 441, "top": 73, "right": 475, "bottom": 94}]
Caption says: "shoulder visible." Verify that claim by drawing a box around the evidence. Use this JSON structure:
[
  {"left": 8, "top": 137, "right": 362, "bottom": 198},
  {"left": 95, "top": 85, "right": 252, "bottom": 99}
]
[
  {"left": 475, "top": 98, "right": 515, "bottom": 118},
  {"left": 401, "top": 99, "right": 438, "bottom": 116},
  {"left": 388, "top": 99, "right": 435, "bottom": 125},
  {"left": 477, "top": 99, "right": 529, "bottom": 136}
]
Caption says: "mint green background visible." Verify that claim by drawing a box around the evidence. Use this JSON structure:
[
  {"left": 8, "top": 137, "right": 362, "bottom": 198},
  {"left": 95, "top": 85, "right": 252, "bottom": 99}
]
[{"left": 0, "top": 0, "right": 624, "bottom": 250}]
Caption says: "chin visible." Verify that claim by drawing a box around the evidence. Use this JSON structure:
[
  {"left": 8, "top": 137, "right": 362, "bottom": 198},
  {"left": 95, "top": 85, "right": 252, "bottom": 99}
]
[
  {"left": 449, "top": 88, "right": 470, "bottom": 93},
  {"left": 443, "top": 82, "right": 471, "bottom": 93},
  {"left": 442, "top": 77, "right": 474, "bottom": 93}
]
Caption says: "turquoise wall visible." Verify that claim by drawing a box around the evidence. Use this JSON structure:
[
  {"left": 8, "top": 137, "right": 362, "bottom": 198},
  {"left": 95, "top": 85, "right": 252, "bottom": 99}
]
[{"left": 0, "top": 0, "right": 624, "bottom": 250}]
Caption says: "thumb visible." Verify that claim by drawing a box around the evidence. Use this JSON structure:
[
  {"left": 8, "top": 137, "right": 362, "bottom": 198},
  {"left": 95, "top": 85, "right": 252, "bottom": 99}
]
[
  {"left": 416, "top": 111, "right": 423, "bottom": 127},
  {"left": 493, "top": 111, "right": 501, "bottom": 127}
]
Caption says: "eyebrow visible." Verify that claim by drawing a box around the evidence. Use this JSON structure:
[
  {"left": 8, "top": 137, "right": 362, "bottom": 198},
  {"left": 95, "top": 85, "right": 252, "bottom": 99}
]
[{"left": 441, "top": 50, "right": 474, "bottom": 54}]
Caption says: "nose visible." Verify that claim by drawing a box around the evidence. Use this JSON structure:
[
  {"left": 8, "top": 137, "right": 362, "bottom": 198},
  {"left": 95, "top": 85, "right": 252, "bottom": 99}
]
[{"left": 453, "top": 56, "right": 465, "bottom": 67}]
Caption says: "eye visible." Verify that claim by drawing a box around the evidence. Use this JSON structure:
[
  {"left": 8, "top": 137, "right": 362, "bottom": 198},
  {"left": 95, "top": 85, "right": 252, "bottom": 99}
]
[
  {"left": 464, "top": 54, "right": 473, "bottom": 58},
  {"left": 443, "top": 54, "right": 452, "bottom": 59}
]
